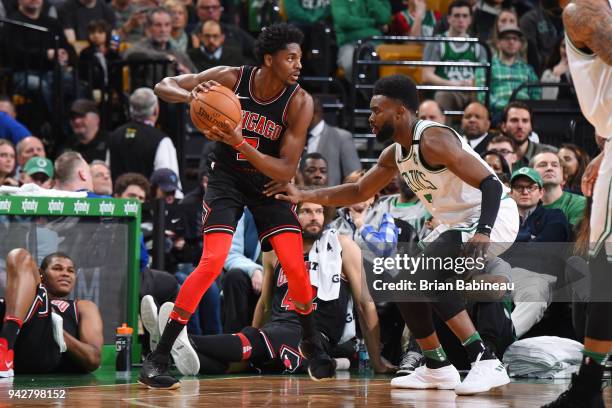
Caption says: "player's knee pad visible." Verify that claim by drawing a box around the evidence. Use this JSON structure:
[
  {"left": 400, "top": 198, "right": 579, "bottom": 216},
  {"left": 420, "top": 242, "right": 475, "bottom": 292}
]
[{"left": 238, "top": 326, "right": 268, "bottom": 361}]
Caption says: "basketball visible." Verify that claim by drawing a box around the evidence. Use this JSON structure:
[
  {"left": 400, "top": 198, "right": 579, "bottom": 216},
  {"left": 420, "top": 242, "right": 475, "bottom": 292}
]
[{"left": 190, "top": 85, "right": 242, "bottom": 137}]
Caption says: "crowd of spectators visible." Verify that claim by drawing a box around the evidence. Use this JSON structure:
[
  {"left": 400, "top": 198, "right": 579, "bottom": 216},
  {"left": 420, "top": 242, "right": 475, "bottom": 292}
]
[{"left": 0, "top": 0, "right": 605, "bottom": 375}]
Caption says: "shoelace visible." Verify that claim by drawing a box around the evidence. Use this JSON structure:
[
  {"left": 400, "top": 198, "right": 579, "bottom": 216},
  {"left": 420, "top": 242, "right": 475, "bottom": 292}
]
[
  {"left": 400, "top": 351, "right": 423, "bottom": 369},
  {"left": 464, "top": 351, "right": 486, "bottom": 381}
]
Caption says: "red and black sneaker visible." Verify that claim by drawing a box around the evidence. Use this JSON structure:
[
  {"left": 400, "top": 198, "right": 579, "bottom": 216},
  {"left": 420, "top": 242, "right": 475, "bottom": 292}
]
[{"left": 0, "top": 338, "right": 14, "bottom": 378}]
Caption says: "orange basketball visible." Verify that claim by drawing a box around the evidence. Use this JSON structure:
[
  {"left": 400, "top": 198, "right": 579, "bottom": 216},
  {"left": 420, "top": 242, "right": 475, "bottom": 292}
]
[{"left": 190, "top": 85, "right": 242, "bottom": 137}]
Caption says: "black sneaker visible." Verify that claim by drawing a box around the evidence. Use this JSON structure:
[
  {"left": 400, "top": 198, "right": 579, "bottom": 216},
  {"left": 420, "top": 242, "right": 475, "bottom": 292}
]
[
  {"left": 397, "top": 351, "right": 424, "bottom": 375},
  {"left": 541, "top": 373, "right": 604, "bottom": 408},
  {"left": 138, "top": 352, "right": 181, "bottom": 390},
  {"left": 299, "top": 334, "right": 336, "bottom": 381}
]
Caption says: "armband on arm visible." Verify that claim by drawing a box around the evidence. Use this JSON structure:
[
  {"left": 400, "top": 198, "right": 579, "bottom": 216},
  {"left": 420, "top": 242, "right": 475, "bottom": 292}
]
[{"left": 476, "top": 174, "right": 502, "bottom": 235}]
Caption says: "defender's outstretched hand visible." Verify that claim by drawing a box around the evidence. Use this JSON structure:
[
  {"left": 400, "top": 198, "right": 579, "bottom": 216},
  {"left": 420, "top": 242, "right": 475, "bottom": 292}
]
[
  {"left": 264, "top": 181, "right": 303, "bottom": 204},
  {"left": 462, "top": 233, "right": 490, "bottom": 264}
]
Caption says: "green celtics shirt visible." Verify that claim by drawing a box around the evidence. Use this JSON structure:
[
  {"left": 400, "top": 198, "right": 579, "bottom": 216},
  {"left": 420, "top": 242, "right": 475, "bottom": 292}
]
[
  {"left": 423, "top": 31, "right": 487, "bottom": 81},
  {"left": 542, "top": 191, "right": 586, "bottom": 227}
]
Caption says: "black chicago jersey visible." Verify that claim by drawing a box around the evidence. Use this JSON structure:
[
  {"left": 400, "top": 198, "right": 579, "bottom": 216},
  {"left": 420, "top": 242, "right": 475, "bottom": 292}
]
[
  {"left": 210, "top": 65, "right": 301, "bottom": 172},
  {"left": 0, "top": 285, "right": 83, "bottom": 374},
  {"left": 202, "top": 66, "right": 304, "bottom": 248}
]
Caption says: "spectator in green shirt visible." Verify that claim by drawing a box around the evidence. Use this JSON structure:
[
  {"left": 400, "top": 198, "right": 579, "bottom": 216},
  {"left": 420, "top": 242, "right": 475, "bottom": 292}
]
[
  {"left": 285, "top": 0, "right": 332, "bottom": 76},
  {"left": 285, "top": 0, "right": 330, "bottom": 25},
  {"left": 530, "top": 150, "right": 586, "bottom": 228},
  {"left": 331, "top": 0, "right": 390, "bottom": 81},
  {"left": 476, "top": 25, "right": 540, "bottom": 119},
  {"left": 421, "top": 0, "right": 487, "bottom": 112}
]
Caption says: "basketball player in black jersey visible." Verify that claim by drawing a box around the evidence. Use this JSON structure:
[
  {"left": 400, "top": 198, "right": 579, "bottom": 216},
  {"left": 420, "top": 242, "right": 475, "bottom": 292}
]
[
  {"left": 0, "top": 249, "right": 103, "bottom": 377},
  {"left": 140, "top": 23, "right": 332, "bottom": 388},
  {"left": 141, "top": 200, "right": 396, "bottom": 377}
]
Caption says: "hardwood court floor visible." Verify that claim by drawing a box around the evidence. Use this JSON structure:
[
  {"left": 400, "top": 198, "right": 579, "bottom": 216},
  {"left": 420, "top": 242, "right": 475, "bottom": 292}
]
[{"left": 1, "top": 369, "right": 611, "bottom": 407}]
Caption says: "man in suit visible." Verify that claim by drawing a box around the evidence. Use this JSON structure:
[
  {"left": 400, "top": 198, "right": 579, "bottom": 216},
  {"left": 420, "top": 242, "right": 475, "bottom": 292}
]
[
  {"left": 305, "top": 97, "right": 361, "bottom": 187},
  {"left": 195, "top": 0, "right": 255, "bottom": 61},
  {"left": 187, "top": 19, "right": 242, "bottom": 72},
  {"left": 461, "top": 101, "right": 493, "bottom": 155}
]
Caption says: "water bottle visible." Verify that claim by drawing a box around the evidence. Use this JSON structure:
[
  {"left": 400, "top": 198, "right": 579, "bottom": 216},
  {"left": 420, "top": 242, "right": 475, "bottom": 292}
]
[
  {"left": 110, "top": 34, "right": 121, "bottom": 51},
  {"left": 358, "top": 339, "right": 370, "bottom": 373},
  {"left": 116, "top": 323, "right": 133, "bottom": 372}
]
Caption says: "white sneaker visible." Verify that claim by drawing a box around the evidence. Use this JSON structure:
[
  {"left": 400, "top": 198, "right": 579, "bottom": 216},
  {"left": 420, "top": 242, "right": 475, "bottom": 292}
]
[
  {"left": 158, "top": 302, "right": 200, "bottom": 376},
  {"left": 391, "top": 365, "right": 461, "bottom": 389},
  {"left": 140, "top": 295, "right": 159, "bottom": 352},
  {"left": 454, "top": 356, "right": 510, "bottom": 395}
]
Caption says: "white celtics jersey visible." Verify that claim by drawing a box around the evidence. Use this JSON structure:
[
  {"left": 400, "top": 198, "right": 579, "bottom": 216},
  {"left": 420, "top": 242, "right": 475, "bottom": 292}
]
[
  {"left": 395, "top": 120, "right": 509, "bottom": 226},
  {"left": 565, "top": 2, "right": 612, "bottom": 139}
]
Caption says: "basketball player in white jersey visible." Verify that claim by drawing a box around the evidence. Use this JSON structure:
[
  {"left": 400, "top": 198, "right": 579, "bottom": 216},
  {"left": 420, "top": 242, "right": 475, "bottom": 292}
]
[
  {"left": 542, "top": 1, "right": 612, "bottom": 407},
  {"left": 266, "top": 74, "right": 520, "bottom": 395}
]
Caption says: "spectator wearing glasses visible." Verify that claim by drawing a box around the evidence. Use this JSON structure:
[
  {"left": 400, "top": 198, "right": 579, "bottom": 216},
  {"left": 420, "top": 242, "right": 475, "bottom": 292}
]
[
  {"left": 486, "top": 134, "right": 517, "bottom": 170},
  {"left": 187, "top": 19, "right": 243, "bottom": 72},
  {"left": 509, "top": 167, "right": 570, "bottom": 243},
  {"left": 501, "top": 167, "right": 571, "bottom": 338},
  {"left": 193, "top": 0, "right": 255, "bottom": 61}
]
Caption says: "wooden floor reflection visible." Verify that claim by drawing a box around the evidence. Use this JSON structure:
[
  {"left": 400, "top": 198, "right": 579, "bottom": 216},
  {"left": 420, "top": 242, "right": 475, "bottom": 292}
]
[{"left": 1, "top": 373, "right": 611, "bottom": 407}]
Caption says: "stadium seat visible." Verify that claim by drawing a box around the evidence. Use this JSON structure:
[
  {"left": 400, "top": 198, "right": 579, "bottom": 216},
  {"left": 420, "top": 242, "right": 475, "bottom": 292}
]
[{"left": 376, "top": 43, "right": 424, "bottom": 83}]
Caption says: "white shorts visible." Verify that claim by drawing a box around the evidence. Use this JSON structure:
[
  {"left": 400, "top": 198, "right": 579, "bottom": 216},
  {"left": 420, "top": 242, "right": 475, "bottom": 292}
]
[
  {"left": 590, "top": 138, "right": 612, "bottom": 261},
  {"left": 423, "top": 196, "right": 519, "bottom": 257}
]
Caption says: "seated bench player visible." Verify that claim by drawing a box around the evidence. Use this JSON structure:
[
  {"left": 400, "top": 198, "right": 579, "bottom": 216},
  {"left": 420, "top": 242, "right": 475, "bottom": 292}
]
[
  {"left": 140, "top": 199, "right": 396, "bottom": 380},
  {"left": 0, "top": 249, "right": 103, "bottom": 376}
]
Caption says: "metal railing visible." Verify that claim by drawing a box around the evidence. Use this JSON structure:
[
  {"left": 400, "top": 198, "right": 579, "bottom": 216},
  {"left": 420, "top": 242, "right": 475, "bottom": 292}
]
[
  {"left": 348, "top": 35, "right": 492, "bottom": 160},
  {"left": 300, "top": 75, "right": 348, "bottom": 127},
  {"left": 351, "top": 35, "right": 493, "bottom": 121}
]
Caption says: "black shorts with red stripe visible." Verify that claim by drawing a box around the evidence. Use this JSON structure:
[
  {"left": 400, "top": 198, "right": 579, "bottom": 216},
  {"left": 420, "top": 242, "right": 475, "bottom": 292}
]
[
  {"left": 240, "top": 322, "right": 333, "bottom": 374},
  {"left": 239, "top": 322, "right": 303, "bottom": 374},
  {"left": 201, "top": 162, "right": 301, "bottom": 251}
]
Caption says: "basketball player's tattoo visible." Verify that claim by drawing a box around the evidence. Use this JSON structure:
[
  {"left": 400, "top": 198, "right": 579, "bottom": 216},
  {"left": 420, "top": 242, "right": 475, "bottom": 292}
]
[{"left": 563, "top": 0, "right": 612, "bottom": 66}]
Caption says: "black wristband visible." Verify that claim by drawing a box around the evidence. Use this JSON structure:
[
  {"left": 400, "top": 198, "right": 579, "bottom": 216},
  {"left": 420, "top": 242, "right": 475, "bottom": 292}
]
[{"left": 475, "top": 226, "right": 492, "bottom": 236}]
